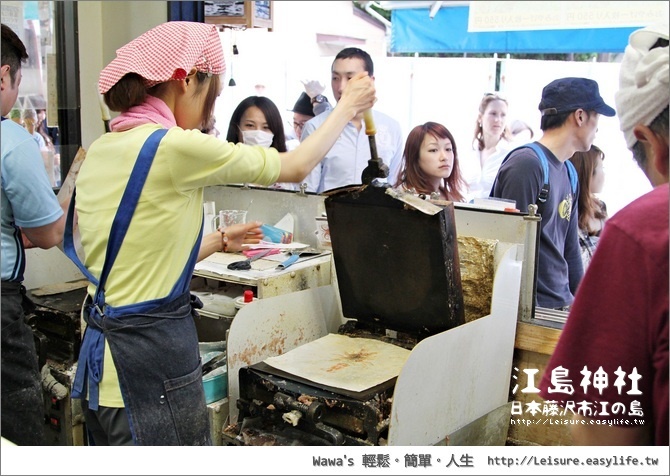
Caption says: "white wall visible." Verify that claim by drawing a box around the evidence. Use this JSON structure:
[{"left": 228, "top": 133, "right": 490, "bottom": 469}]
[{"left": 77, "top": 1, "right": 167, "bottom": 149}]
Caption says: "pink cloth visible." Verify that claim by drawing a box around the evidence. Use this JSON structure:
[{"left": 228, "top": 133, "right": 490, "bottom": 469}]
[
  {"left": 242, "top": 248, "right": 281, "bottom": 258},
  {"left": 110, "top": 96, "right": 176, "bottom": 132},
  {"left": 99, "top": 21, "right": 225, "bottom": 94}
]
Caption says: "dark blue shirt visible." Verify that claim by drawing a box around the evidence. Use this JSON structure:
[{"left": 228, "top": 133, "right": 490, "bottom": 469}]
[{"left": 491, "top": 142, "right": 583, "bottom": 308}]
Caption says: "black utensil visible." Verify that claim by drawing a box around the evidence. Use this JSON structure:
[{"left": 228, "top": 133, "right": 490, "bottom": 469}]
[
  {"left": 202, "top": 351, "right": 226, "bottom": 376},
  {"left": 227, "top": 249, "right": 273, "bottom": 271},
  {"left": 360, "top": 109, "right": 389, "bottom": 185}
]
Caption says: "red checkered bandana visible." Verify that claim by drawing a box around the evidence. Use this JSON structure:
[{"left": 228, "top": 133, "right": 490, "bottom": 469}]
[{"left": 98, "top": 21, "right": 226, "bottom": 94}]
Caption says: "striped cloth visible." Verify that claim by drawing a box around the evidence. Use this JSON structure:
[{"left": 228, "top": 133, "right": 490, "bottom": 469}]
[{"left": 99, "top": 21, "right": 226, "bottom": 94}]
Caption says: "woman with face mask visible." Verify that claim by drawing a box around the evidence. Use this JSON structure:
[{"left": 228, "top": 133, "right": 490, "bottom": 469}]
[
  {"left": 225, "top": 96, "right": 285, "bottom": 148},
  {"left": 225, "top": 96, "right": 296, "bottom": 190}
]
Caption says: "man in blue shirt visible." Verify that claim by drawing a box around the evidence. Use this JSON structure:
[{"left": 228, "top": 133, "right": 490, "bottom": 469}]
[
  {"left": 1, "top": 23, "right": 67, "bottom": 446},
  {"left": 491, "top": 77, "right": 615, "bottom": 310},
  {"left": 301, "top": 47, "right": 404, "bottom": 193}
]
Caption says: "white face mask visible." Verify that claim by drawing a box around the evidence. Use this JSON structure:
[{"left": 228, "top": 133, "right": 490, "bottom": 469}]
[{"left": 242, "top": 130, "right": 274, "bottom": 148}]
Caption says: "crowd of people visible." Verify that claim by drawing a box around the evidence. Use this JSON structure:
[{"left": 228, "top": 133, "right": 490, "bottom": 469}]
[
  {"left": 2, "top": 18, "right": 667, "bottom": 447},
  {"left": 223, "top": 46, "right": 618, "bottom": 315}
]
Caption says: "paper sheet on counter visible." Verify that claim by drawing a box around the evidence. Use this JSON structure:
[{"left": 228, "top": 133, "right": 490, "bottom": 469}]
[
  {"left": 245, "top": 241, "right": 309, "bottom": 250},
  {"left": 194, "top": 250, "right": 331, "bottom": 278},
  {"left": 264, "top": 333, "right": 411, "bottom": 392},
  {"left": 195, "top": 250, "right": 279, "bottom": 274}
]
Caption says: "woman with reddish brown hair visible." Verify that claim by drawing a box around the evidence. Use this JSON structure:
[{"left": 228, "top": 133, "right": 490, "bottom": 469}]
[
  {"left": 394, "top": 122, "right": 466, "bottom": 202},
  {"left": 569, "top": 144, "right": 608, "bottom": 270}
]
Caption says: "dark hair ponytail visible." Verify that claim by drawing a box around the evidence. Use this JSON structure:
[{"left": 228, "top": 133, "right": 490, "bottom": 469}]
[{"left": 103, "top": 73, "right": 148, "bottom": 112}]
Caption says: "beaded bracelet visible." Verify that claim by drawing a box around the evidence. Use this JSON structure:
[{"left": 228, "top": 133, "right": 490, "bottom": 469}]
[{"left": 220, "top": 231, "right": 229, "bottom": 253}]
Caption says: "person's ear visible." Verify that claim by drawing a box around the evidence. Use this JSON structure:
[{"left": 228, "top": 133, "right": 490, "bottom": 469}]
[
  {"left": 182, "top": 68, "right": 198, "bottom": 88},
  {"left": 634, "top": 124, "right": 669, "bottom": 182},
  {"left": 0, "top": 65, "right": 10, "bottom": 90}
]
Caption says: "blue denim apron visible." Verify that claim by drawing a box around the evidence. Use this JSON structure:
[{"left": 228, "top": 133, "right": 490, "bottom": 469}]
[{"left": 64, "top": 129, "right": 210, "bottom": 445}]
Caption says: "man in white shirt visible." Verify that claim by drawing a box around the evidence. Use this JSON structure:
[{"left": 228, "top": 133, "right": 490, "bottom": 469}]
[{"left": 301, "top": 48, "right": 404, "bottom": 193}]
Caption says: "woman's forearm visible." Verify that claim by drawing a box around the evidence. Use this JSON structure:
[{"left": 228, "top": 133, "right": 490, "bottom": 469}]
[{"left": 276, "top": 72, "right": 375, "bottom": 183}]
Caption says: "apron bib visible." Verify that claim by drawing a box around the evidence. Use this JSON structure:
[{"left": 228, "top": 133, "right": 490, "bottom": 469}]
[{"left": 64, "top": 129, "right": 210, "bottom": 445}]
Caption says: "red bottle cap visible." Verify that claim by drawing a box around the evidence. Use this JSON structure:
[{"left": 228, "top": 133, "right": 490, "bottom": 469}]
[{"left": 243, "top": 290, "right": 254, "bottom": 303}]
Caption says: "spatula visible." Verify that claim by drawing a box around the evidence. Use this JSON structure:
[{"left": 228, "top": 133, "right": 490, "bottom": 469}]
[{"left": 276, "top": 248, "right": 323, "bottom": 270}]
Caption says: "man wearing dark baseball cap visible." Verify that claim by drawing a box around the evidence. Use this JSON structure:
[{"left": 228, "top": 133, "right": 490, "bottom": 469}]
[
  {"left": 538, "top": 77, "right": 616, "bottom": 117},
  {"left": 491, "top": 76, "right": 615, "bottom": 311}
]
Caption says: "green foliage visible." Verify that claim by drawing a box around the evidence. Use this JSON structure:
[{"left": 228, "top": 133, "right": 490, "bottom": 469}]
[{"left": 353, "top": 1, "right": 391, "bottom": 21}]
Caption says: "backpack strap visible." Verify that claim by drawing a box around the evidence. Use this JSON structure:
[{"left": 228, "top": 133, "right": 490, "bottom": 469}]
[
  {"left": 492, "top": 142, "right": 577, "bottom": 216},
  {"left": 564, "top": 159, "right": 578, "bottom": 195},
  {"left": 525, "top": 142, "right": 551, "bottom": 206}
]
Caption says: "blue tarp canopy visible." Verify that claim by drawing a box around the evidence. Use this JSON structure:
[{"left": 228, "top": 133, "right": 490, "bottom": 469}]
[{"left": 390, "top": 6, "right": 639, "bottom": 54}]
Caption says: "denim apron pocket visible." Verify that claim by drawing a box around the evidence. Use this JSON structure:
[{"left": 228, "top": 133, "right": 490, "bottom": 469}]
[
  {"left": 103, "top": 292, "right": 210, "bottom": 446},
  {"left": 163, "top": 362, "right": 210, "bottom": 445}
]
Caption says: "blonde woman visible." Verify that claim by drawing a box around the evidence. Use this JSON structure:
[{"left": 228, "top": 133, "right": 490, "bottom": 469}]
[{"left": 463, "top": 92, "right": 514, "bottom": 200}]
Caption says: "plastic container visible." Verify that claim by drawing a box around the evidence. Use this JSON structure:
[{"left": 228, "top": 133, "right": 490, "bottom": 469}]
[
  {"left": 315, "top": 216, "right": 332, "bottom": 250},
  {"left": 202, "top": 365, "right": 228, "bottom": 404},
  {"left": 198, "top": 340, "right": 226, "bottom": 356}
]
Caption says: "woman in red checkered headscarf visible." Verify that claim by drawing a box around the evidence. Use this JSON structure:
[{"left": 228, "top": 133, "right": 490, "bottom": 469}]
[{"left": 65, "top": 21, "right": 375, "bottom": 446}]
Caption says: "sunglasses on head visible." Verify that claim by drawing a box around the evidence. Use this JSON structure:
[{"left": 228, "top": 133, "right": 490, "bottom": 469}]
[{"left": 483, "top": 92, "right": 507, "bottom": 101}]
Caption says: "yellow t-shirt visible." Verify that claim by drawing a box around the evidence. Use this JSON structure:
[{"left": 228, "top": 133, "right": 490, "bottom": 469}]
[{"left": 76, "top": 125, "right": 280, "bottom": 406}]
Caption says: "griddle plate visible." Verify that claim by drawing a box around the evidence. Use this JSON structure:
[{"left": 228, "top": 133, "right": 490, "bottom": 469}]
[{"left": 325, "top": 185, "right": 465, "bottom": 338}]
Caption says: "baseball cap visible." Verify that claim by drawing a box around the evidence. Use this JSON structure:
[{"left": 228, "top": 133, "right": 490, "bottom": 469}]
[
  {"left": 538, "top": 77, "right": 616, "bottom": 117},
  {"left": 292, "top": 92, "right": 314, "bottom": 117}
]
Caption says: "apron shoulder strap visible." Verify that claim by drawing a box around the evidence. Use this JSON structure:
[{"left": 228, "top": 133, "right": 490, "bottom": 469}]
[
  {"left": 66, "top": 128, "right": 168, "bottom": 411},
  {"left": 64, "top": 129, "right": 168, "bottom": 301}
]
